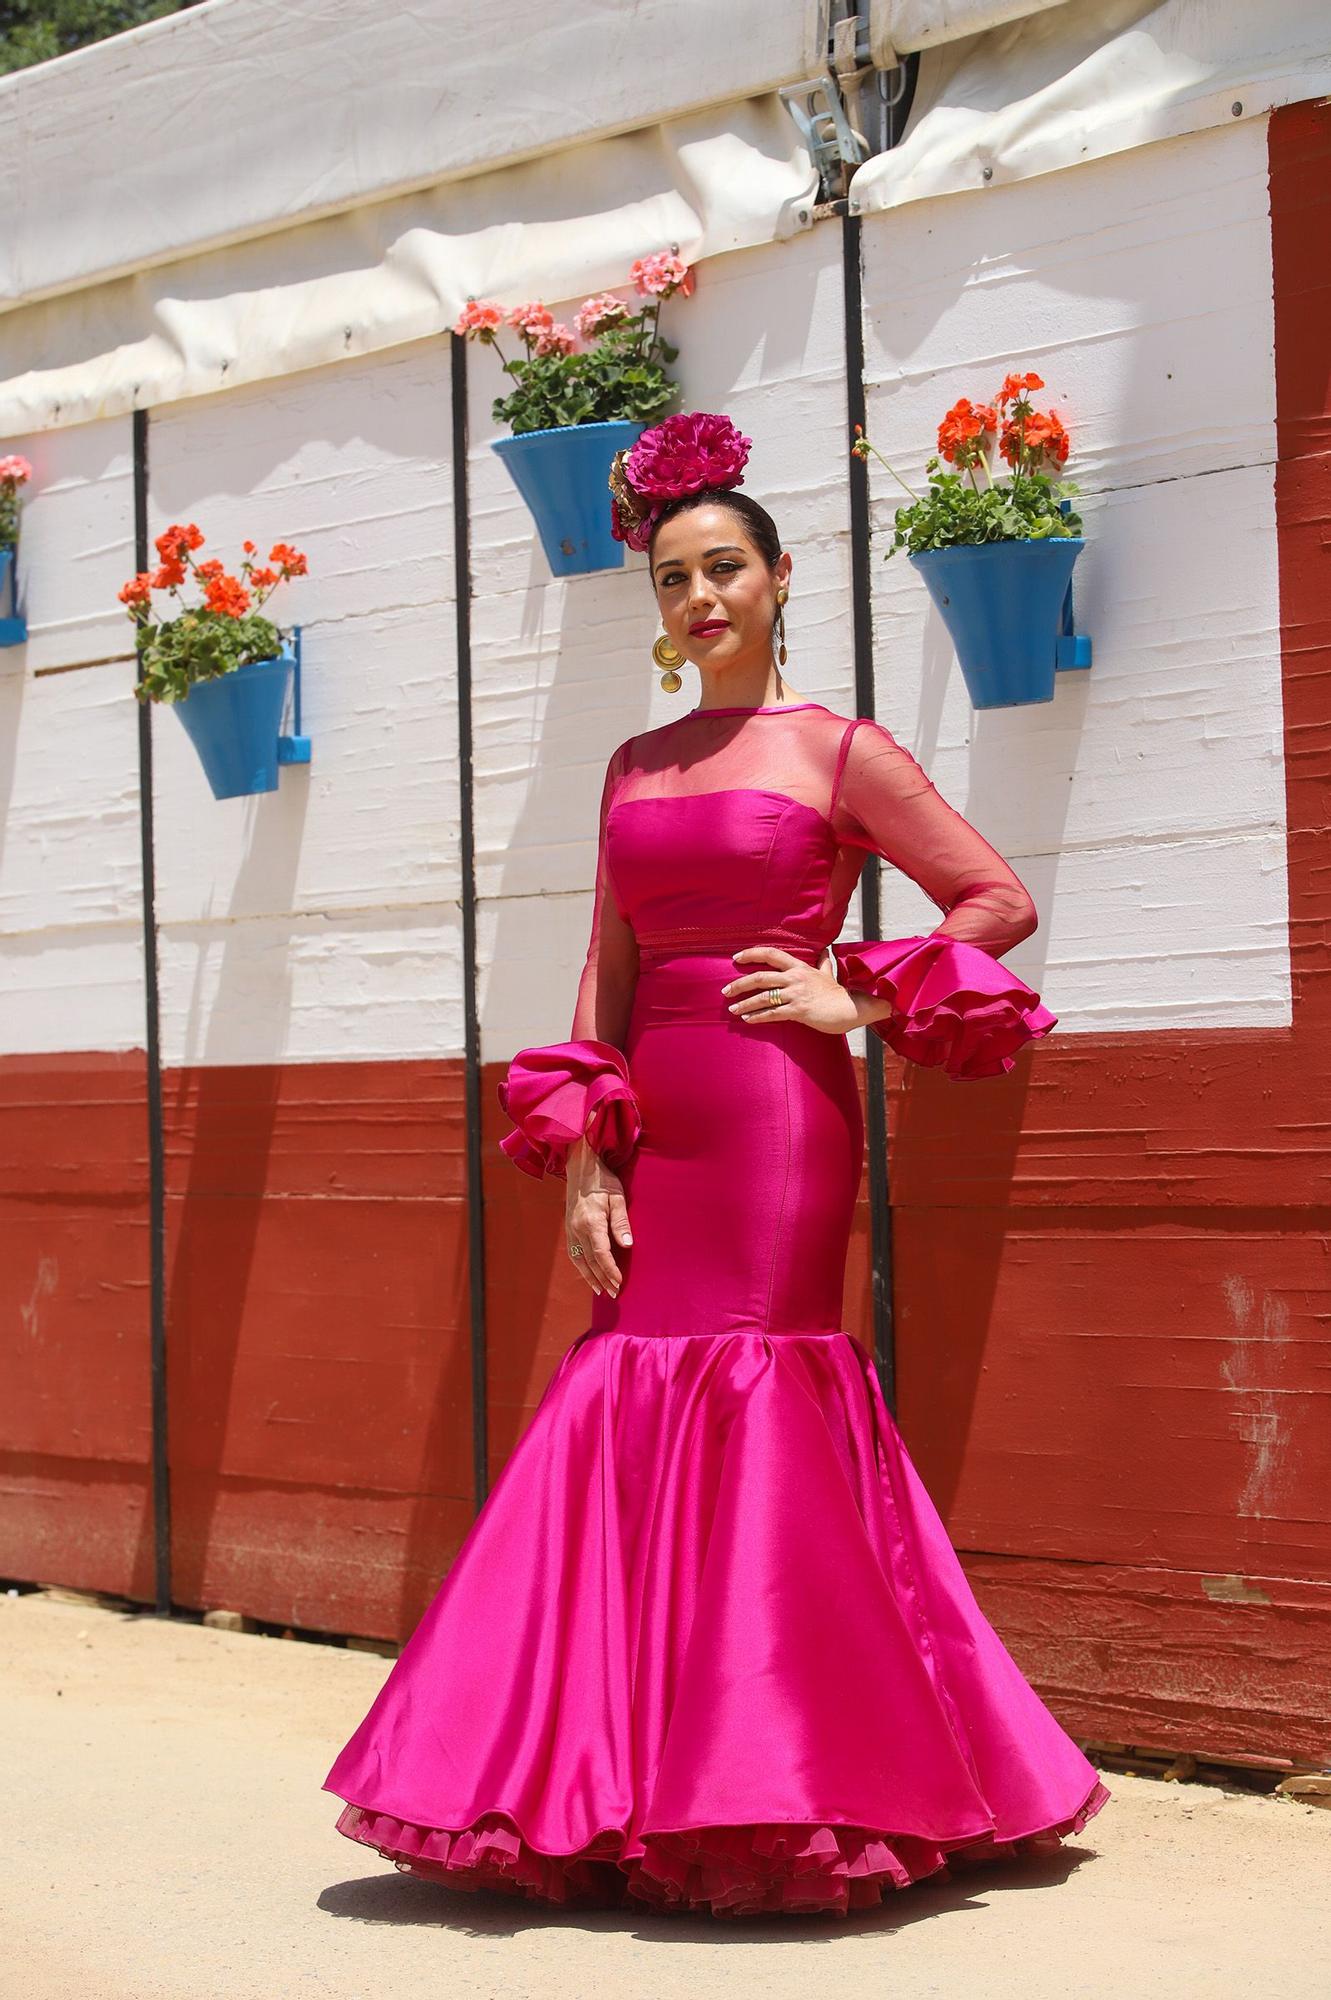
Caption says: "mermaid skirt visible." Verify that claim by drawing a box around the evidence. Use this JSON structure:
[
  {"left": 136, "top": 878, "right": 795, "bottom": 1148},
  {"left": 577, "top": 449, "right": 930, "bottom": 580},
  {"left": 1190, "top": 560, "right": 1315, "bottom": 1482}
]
[{"left": 324, "top": 950, "right": 1109, "bottom": 1915}]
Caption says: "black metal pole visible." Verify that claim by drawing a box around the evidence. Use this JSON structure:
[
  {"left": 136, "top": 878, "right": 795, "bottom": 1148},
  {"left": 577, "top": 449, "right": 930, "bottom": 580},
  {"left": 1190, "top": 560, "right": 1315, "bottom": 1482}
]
[
  {"left": 132, "top": 408, "right": 172, "bottom": 1612},
  {"left": 450, "top": 332, "right": 490, "bottom": 1512},
  {"left": 839, "top": 201, "right": 897, "bottom": 1414}
]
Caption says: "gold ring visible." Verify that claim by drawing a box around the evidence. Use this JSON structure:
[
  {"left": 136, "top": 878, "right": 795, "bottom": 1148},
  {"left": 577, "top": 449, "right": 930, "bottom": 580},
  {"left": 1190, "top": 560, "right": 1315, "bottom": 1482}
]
[
  {"left": 568, "top": 1242, "right": 583, "bottom": 1258},
  {"left": 766, "top": 987, "right": 782, "bottom": 1007}
]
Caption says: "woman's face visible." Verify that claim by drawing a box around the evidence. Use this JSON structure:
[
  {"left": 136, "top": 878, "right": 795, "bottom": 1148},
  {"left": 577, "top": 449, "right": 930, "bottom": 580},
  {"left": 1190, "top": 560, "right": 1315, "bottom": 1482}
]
[{"left": 650, "top": 503, "right": 791, "bottom": 672}]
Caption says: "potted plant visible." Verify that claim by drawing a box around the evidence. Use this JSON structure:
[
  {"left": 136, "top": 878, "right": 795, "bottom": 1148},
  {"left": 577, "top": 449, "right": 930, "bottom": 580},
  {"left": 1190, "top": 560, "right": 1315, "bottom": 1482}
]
[
  {"left": 119, "top": 524, "right": 311, "bottom": 799},
  {"left": 852, "top": 372, "right": 1092, "bottom": 709},
  {"left": 454, "top": 252, "right": 696, "bottom": 576},
  {"left": 0, "top": 452, "right": 32, "bottom": 645}
]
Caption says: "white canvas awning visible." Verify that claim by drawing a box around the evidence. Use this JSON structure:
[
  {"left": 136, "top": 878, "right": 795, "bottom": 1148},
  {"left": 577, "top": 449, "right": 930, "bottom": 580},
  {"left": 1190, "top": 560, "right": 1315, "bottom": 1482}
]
[
  {"left": 0, "top": 0, "right": 822, "bottom": 434},
  {"left": 850, "top": 0, "right": 1331, "bottom": 213}
]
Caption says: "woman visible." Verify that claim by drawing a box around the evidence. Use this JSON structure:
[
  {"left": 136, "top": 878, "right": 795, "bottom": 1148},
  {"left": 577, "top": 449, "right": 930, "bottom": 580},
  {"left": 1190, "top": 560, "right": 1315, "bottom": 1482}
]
[{"left": 323, "top": 411, "right": 1110, "bottom": 1917}]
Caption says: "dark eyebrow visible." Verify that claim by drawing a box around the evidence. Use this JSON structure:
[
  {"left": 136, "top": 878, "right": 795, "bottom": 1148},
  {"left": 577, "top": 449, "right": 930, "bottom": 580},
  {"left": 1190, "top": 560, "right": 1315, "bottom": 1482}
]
[{"left": 653, "top": 545, "right": 745, "bottom": 573}]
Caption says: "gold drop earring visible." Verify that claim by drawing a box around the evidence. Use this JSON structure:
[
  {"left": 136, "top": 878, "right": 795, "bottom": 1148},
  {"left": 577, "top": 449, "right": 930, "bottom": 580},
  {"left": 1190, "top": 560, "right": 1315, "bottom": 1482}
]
[
  {"left": 652, "top": 628, "right": 685, "bottom": 693},
  {"left": 774, "top": 585, "right": 789, "bottom": 667}
]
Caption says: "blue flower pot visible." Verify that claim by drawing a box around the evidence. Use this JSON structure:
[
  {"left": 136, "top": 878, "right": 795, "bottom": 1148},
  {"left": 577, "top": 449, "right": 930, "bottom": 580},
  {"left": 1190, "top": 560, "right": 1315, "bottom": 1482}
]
[
  {"left": 492, "top": 420, "right": 647, "bottom": 575},
  {"left": 910, "top": 536, "right": 1088, "bottom": 709},
  {"left": 173, "top": 645, "right": 295, "bottom": 799}
]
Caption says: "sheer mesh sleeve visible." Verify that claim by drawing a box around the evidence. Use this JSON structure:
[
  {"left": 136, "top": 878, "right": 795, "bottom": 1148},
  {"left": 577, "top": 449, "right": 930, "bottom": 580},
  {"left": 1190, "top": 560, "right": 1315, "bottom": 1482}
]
[
  {"left": 570, "top": 739, "right": 640, "bottom": 1046},
  {"left": 830, "top": 718, "right": 1039, "bottom": 954},
  {"left": 829, "top": 717, "right": 1056, "bottom": 1079},
  {"left": 496, "top": 740, "right": 643, "bottom": 1177}
]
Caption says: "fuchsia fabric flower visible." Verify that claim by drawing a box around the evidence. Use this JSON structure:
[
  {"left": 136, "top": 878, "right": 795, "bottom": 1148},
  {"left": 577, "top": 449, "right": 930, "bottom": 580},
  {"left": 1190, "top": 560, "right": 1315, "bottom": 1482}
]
[
  {"left": 609, "top": 412, "right": 754, "bottom": 551},
  {"left": 626, "top": 411, "right": 752, "bottom": 498}
]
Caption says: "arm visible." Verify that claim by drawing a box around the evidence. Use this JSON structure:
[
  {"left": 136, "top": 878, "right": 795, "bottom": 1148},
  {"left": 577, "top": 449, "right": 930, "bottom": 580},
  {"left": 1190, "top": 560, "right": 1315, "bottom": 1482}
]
[
  {"left": 496, "top": 742, "right": 643, "bottom": 1179},
  {"left": 829, "top": 718, "right": 1057, "bottom": 1079},
  {"left": 569, "top": 743, "right": 640, "bottom": 1048}
]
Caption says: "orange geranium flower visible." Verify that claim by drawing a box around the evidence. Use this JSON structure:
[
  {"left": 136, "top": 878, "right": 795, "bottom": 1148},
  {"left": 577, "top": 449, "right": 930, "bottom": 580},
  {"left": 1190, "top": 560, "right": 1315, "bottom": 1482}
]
[
  {"left": 151, "top": 557, "right": 187, "bottom": 589},
  {"left": 997, "top": 371, "right": 1044, "bottom": 407},
  {"left": 154, "top": 522, "right": 204, "bottom": 562},
  {"left": 268, "top": 542, "right": 308, "bottom": 576},
  {"left": 203, "top": 573, "right": 251, "bottom": 618},
  {"left": 937, "top": 397, "right": 997, "bottom": 466},
  {"left": 998, "top": 406, "right": 1070, "bottom": 469},
  {"left": 118, "top": 572, "right": 155, "bottom": 606}
]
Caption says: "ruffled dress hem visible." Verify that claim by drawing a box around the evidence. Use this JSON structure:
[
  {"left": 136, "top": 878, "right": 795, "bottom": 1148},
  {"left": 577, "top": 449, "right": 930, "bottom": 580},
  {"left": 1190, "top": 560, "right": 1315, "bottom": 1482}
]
[{"left": 332, "top": 1776, "right": 1112, "bottom": 1918}]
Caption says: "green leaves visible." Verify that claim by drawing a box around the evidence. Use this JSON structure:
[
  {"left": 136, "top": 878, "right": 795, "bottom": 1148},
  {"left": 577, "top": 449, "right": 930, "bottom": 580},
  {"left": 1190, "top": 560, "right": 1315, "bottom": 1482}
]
[
  {"left": 135, "top": 609, "right": 284, "bottom": 704},
  {"left": 883, "top": 462, "right": 1083, "bottom": 559}
]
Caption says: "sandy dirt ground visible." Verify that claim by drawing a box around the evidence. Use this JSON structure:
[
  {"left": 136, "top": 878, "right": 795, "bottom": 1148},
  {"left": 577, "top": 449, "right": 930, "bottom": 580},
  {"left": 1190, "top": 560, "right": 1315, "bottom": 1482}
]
[{"left": 5, "top": 1588, "right": 1326, "bottom": 2000}]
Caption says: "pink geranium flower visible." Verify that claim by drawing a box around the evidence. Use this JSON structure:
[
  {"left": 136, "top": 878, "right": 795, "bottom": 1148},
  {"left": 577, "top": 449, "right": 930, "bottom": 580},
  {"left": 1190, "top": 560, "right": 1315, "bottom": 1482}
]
[
  {"left": 630, "top": 252, "right": 694, "bottom": 299},
  {"left": 0, "top": 454, "right": 33, "bottom": 484},
  {"left": 533, "top": 322, "right": 578, "bottom": 358},
  {"left": 575, "top": 293, "right": 632, "bottom": 338},
  {"left": 453, "top": 299, "right": 506, "bottom": 339},
  {"left": 507, "top": 301, "right": 555, "bottom": 337},
  {"left": 625, "top": 411, "right": 753, "bottom": 499}
]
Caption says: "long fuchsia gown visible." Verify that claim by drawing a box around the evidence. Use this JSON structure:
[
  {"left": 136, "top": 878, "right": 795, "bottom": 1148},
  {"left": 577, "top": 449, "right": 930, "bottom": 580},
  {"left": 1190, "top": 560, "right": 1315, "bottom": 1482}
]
[{"left": 324, "top": 700, "right": 1110, "bottom": 1915}]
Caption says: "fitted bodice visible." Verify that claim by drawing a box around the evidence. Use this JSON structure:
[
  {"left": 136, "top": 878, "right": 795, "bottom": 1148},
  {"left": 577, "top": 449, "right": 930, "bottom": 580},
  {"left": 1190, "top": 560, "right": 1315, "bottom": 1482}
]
[
  {"left": 567, "top": 700, "right": 1042, "bottom": 1049},
  {"left": 606, "top": 787, "right": 858, "bottom": 957}
]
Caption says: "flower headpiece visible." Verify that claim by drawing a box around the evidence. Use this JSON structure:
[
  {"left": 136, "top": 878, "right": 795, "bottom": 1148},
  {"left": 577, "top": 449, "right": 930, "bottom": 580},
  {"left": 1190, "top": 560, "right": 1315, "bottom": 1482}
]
[{"left": 608, "top": 411, "right": 754, "bottom": 553}]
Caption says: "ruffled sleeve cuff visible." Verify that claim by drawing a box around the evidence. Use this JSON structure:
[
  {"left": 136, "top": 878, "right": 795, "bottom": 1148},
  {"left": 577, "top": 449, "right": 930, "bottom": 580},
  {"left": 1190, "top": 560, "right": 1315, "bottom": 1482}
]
[
  {"left": 831, "top": 934, "right": 1057, "bottom": 1081},
  {"left": 496, "top": 1038, "right": 643, "bottom": 1180}
]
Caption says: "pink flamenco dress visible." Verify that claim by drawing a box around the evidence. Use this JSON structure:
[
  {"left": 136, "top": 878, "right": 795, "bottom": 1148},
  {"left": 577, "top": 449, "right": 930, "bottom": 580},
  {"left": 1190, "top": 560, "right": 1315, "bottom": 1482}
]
[{"left": 323, "top": 701, "right": 1111, "bottom": 1916}]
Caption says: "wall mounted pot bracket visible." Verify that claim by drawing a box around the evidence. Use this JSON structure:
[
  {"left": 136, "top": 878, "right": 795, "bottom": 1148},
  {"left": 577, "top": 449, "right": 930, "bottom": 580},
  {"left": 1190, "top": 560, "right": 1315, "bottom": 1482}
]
[{"left": 0, "top": 545, "right": 27, "bottom": 645}]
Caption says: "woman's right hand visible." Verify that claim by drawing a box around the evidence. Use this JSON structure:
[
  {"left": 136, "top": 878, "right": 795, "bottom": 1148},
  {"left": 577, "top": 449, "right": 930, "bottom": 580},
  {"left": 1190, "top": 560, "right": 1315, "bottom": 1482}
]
[{"left": 565, "top": 1137, "right": 633, "bottom": 1298}]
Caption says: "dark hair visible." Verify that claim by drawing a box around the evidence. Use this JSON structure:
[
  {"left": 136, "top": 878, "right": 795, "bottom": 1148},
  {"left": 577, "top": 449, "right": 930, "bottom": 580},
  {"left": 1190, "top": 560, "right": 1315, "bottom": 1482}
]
[{"left": 646, "top": 487, "right": 783, "bottom": 580}]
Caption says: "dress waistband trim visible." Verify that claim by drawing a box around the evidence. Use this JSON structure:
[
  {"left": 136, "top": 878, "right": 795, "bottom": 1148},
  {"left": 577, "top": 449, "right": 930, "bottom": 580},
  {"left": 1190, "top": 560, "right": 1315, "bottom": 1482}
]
[{"left": 635, "top": 926, "right": 830, "bottom": 958}]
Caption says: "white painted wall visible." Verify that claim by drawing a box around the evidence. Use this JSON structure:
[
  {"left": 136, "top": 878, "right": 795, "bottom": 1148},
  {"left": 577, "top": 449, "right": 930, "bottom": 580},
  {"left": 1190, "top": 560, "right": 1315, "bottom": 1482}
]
[
  {"left": 146, "top": 340, "right": 462, "bottom": 1067},
  {"left": 0, "top": 418, "right": 143, "bottom": 1054},
  {"left": 0, "top": 115, "right": 1291, "bottom": 1068},
  {"left": 859, "top": 115, "right": 1289, "bottom": 1031}
]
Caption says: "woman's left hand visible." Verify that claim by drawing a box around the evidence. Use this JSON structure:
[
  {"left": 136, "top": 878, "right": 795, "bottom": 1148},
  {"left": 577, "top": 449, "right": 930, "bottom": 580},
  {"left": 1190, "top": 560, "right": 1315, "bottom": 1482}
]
[{"left": 723, "top": 945, "right": 862, "bottom": 1035}]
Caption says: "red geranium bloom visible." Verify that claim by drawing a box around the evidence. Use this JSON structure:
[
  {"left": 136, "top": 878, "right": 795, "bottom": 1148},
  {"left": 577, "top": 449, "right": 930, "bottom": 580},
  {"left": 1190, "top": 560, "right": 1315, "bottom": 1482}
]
[
  {"left": 937, "top": 398, "right": 997, "bottom": 466},
  {"left": 997, "top": 371, "right": 1044, "bottom": 408},
  {"left": 203, "top": 574, "right": 251, "bottom": 618},
  {"left": 154, "top": 522, "right": 204, "bottom": 561},
  {"left": 998, "top": 405, "right": 1070, "bottom": 468}
]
